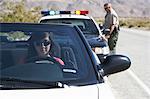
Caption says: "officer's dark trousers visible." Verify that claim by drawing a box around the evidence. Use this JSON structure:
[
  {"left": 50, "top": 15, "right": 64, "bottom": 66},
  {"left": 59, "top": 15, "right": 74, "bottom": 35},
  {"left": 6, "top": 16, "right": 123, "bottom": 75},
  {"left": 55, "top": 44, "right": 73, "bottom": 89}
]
[{"left": 108, "top": 31, "right": 119, "bottom": 54}]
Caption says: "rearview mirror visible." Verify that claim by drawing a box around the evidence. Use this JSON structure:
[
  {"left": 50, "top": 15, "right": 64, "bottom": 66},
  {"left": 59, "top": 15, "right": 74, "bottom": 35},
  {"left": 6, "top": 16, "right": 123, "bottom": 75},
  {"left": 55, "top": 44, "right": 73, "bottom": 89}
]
[{"left": 100, "top": 55, "right": 131, "bottom": 76}]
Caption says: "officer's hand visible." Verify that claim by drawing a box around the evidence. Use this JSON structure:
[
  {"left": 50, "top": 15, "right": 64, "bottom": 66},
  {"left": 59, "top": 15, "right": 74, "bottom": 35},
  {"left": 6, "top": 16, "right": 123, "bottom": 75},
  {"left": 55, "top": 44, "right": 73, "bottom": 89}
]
[{"left": 105, "top": 35, "right": 110, "bottom": 39}]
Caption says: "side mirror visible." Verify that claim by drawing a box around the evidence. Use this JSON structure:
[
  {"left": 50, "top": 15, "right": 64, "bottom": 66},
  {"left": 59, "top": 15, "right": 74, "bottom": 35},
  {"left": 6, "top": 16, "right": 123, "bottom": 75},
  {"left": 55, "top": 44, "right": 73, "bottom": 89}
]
[
  {"left": 100, "top": 55, "right": 131, "bottom": 76},
  {"left": 99, "top": 24, "right": 103, "bottom": 30}
]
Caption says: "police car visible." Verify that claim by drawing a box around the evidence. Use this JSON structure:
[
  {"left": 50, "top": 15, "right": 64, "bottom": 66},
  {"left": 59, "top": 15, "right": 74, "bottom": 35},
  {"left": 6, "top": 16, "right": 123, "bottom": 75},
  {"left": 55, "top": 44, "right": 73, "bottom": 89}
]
[{"left": 39, "top": 10, "right": 109, "bottom": 61}]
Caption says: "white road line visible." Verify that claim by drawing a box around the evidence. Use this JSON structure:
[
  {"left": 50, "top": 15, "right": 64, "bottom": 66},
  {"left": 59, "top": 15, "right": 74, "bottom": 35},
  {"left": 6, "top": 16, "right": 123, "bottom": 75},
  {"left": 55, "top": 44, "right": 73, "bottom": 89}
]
[{"left": 128, "top": 69, "right": 150, "bottom": 97}]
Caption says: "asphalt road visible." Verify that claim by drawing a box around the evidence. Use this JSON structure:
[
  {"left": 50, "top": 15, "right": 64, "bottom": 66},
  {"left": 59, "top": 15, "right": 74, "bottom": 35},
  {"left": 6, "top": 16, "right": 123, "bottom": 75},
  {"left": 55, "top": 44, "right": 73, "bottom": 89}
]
[{"left": 108, "top": 28, "right": 150, "bottom": 99}]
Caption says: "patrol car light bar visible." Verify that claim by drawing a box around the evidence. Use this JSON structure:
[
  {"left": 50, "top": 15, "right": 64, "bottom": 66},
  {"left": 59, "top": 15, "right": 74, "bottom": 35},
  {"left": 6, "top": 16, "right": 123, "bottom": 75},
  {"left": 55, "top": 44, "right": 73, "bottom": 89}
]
[{"left": 41, "top": 10, "right": 89, "bottom": 16}]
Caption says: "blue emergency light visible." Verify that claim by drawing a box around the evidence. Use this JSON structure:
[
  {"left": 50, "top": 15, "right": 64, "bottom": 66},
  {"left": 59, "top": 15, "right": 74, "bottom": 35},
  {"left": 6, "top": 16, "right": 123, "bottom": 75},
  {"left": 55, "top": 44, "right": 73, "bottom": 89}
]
[{"left": 41, "top": 11, "right": 56, "bottom": 16}]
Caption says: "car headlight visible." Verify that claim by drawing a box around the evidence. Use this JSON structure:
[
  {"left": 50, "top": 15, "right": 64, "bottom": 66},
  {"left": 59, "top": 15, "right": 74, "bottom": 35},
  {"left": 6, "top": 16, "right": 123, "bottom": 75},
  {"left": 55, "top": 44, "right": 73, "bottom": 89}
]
[{"left": 92, "top": 47, "right": 109, "bottom": 55}]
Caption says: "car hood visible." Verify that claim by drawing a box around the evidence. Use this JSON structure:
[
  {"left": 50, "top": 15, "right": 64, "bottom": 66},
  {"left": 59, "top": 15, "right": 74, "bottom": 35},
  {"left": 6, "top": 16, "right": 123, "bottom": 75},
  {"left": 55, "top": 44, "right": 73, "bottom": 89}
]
[{"left": 0, "top": 83, "right": 115, "bottom": 99}]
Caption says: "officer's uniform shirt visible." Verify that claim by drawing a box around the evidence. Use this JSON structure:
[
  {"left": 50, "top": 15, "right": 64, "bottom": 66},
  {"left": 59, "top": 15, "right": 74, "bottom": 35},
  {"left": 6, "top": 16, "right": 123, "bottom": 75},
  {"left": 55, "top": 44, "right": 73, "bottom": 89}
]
[{"left": 103, "top": 9, "right": 119, "bottom": 29}]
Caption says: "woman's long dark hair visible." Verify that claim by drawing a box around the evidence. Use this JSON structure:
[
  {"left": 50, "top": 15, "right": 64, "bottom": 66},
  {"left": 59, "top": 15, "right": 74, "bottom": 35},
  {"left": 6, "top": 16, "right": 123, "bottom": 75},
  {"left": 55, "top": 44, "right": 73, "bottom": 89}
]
[{"left": 27, "top": 32, "right": 54, "bottom": 59}]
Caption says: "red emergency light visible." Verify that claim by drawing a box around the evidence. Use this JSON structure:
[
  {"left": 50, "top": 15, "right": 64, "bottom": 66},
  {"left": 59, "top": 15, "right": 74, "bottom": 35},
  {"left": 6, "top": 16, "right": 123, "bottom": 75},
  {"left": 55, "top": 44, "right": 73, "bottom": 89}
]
[{"left": 75, "top": 10, "right": 89, "bottom": 15}]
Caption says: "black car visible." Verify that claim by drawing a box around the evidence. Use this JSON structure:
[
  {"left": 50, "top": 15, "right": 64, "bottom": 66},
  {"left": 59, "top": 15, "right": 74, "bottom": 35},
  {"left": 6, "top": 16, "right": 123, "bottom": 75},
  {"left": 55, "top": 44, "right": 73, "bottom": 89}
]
[{"left": 0, "top": 23, "right": 131, "bottom": 99}]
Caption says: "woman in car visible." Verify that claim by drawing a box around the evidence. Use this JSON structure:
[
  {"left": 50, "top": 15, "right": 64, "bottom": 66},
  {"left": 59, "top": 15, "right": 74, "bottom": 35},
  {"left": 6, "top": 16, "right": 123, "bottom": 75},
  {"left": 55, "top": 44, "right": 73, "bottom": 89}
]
[{"left": 27, "top": 32, "right": 64, "bottom": 65}]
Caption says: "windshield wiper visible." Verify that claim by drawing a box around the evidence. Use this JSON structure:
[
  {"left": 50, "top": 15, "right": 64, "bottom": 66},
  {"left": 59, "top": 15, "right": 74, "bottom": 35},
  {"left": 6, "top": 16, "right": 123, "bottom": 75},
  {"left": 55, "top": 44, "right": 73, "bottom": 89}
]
[{"left": 0, "top": 77, "right": 64, "bottom": 89}]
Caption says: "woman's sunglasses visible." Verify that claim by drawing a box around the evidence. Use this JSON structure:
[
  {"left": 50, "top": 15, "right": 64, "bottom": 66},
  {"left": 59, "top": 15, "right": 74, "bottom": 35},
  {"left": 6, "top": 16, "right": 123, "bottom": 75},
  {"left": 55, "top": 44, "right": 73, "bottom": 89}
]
[{"left": 34, "top": 40, "right": 51, "bottom": 46}]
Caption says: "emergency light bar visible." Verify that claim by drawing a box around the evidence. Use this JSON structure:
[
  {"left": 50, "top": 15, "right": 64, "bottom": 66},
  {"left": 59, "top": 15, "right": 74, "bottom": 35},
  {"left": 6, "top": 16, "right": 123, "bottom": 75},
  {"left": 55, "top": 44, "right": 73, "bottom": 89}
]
[{"left": 41, "top": 10, "right": 89, "bottom": 16}]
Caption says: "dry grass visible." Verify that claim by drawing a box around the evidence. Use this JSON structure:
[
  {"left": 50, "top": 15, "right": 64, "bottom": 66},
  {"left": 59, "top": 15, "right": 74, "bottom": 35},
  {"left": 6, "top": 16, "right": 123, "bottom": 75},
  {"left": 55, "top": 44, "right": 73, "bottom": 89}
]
[
  {"left": 119, "top": 17, "right": 150, "bottom": 30},
  {"left": 95, "top": 17, "right": 150, "bottom": 30}
]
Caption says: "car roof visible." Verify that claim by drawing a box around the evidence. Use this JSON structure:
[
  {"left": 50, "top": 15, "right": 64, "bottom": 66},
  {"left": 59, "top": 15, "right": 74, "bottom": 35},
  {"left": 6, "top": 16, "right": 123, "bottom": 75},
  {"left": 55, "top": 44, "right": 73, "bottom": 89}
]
[
  {"left": 40, "top": 14, "right": 91, "bottom": 21},
  {"left": 0, "top": 23, "right": 76, "bottom": 33}
]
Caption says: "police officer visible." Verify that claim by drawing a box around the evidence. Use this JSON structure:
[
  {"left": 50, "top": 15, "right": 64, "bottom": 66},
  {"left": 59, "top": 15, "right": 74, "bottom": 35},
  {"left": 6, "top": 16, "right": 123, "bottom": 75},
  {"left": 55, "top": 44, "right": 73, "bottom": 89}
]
[{"left": 103, "top": 3, "right": 119, "bottom": 54}]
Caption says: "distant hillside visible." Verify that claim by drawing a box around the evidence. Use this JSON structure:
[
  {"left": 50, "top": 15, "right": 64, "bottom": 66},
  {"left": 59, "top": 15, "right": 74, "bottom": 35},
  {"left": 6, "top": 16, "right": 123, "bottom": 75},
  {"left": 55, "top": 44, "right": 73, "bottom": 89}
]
[{"left": 1, "top": 0, "right": 150, "bottom": 17}]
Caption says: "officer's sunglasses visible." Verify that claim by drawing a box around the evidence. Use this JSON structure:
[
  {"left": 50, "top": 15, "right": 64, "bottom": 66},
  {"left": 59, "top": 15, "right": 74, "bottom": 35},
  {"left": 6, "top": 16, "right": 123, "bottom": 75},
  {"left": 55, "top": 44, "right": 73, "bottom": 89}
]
[
  {"left": 104, "top": 7, "right": 110, "bottom": 10},
  {"left": 34, "top": 40, "right": 51, "bottom": 46}
]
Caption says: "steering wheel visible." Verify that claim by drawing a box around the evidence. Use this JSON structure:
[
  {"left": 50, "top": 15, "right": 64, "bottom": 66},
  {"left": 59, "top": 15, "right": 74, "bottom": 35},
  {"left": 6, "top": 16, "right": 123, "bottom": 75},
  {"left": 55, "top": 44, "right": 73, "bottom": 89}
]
[{"left": 26, "top": 56, "right": 61, "bottom": 65}]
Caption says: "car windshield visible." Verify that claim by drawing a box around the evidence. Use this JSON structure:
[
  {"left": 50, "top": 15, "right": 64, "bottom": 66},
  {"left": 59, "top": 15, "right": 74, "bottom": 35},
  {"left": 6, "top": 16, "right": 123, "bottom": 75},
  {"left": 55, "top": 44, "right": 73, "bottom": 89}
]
[
  {"left": 40, "top": 18, "right": 99, "bottom": 35},
  {"left": 0, "top": 23, "right": 97, "bottom": 89}
]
